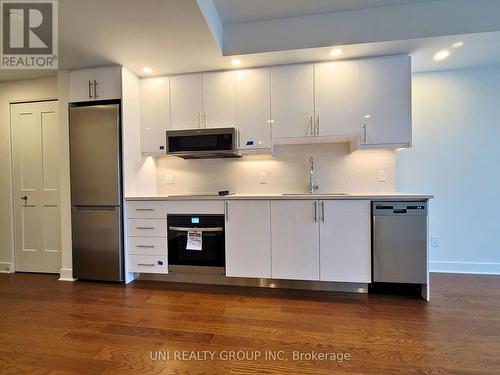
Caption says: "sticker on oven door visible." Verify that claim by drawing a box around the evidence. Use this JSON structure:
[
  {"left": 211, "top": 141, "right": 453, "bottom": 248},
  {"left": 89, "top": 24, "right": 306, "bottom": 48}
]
[{"left": 186, "top": 230, "right": 202, "bottom": 251}]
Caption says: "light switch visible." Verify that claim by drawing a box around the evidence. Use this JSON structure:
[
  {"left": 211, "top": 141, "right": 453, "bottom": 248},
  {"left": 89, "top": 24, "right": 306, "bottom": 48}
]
[
  {"left": 165, "top": 175, "right": 175, "bottom": 185},
  {"left": 378, "top": 169, "right": 386, "bottom": 182},
  {"left": 259, "top": 172, "right": 268, "bottom": 184}
]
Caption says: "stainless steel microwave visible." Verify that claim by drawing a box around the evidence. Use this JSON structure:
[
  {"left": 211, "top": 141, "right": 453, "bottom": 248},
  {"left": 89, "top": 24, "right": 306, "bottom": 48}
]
[{"left": 165, "top": 127, "right": 241, "bottom": 159}]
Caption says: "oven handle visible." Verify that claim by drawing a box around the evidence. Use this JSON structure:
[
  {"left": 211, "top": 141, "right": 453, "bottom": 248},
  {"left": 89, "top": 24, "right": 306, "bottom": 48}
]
[{"left": 168, "top": 226, "right": 223, "bottom": 233}]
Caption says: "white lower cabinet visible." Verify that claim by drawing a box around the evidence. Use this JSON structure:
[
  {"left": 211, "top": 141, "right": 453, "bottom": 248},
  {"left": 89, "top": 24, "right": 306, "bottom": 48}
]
[
  {"left": 270, "top": 200, "right": 320, "bottom": 281},
  {"left": 319, "top": 200, "right": 371, "bottom": 282},
  {"left": 225, "top": 201, "right": 271, "bottom": 278},
  {"left": 126, "top": 201, "right": 168, "bottom": 274}
]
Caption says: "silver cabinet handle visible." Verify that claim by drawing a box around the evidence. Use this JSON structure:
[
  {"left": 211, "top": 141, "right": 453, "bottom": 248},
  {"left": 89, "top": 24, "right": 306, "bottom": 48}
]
[
  {"left": 308, "top": 116, "right": 313, "bottom": 136},
  {"left": 88, "top": 80, "right": 93, "bottom": 99},
  {"left": 197, "top": 112, "right": 201, "bottom": 128},
  {"left": 93, "top": 79, "right": 98, "bottom": 98},
  {"left": 362, "top": 124, "right": 368, "bottom": 143},
  {"left": 203, "top": 112, "right": 207, "bottom": 128},
  {"left": 321, "top": 201, "right": 325, "bottom": 222},
  {"left": 316, "top": 116, "right": 320, "bottom": 136},
  {"left": 225, "top": 201, "right": 229, "bottom": 221},
  {"left": 137, "top": 245, "right": 155, "bottom": 248},
  {"left": 136, "top": 226, "right": 155, "bottom": 230},
  {"left": 314, "top": 201, "right": 317, "bottom": 222},
  {"left": 137, "top": 263, "right": 155, "bottom": 267},
  {"left": 135, "top": 208, "right": 154, "bottom": 211}
]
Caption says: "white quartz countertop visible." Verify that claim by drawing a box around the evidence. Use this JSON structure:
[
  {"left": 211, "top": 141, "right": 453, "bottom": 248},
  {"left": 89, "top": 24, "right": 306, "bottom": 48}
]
[{"left": 125, "top": 192, "right": 433, "bottom": 201}]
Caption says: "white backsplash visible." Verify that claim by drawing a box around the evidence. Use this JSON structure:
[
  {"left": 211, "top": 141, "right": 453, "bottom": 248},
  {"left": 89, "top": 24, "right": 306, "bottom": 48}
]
[{"left": 156, "top": 143, "right": 395, "bottom": 194}]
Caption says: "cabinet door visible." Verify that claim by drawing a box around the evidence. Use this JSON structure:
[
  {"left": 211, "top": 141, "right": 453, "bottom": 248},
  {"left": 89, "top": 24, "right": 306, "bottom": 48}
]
[
  {"left": 69, "top": 69, "right": 94, "bottom": 102},
  {"left": 319, "top": 200, "right": 371, "bottom": 282},
  {"left": 225, "top": 200, "right": 271, "bottom": 278},
  {"left": 314, "top": 61, "right": 360, "bottom": 137},
  {"left": 94, "top": 66, "right": 122, "bottom": 100},
  {"left": 271, "top": 200, "right": 320, "bottom": 281},
  {"left": 236, "top": 68, "right": 271, "bottom": 150},
  {"left": 140, "top": 77, "right": 170, "bottom": 154},
  {"left": 271, "top": 64, "right": 315, "bottom": 139},
  {"left": 202, "top": 71, "right": 236, "bottom": 128},
  {"left": 170, "top": 73, "right": 203, "bottom": 130},
  {"left": 359, "top": 55, "right": 411, "bottom": 145}
]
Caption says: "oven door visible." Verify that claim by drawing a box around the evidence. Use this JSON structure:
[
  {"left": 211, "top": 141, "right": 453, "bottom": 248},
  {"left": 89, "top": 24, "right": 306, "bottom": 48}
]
[{"left": 167, "top": 215, "right": 225, "bottom": 267}]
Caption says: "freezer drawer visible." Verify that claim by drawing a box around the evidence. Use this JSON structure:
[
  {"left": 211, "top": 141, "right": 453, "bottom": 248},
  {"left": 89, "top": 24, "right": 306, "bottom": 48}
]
[
  {"left": 373, "top": 205, "right": 427, "bottom": 284},
  {"left": 72, "top": 206, "right": 123, "bottom": 281},
  {"left": 128, "top": 255, "right": 168, "bottom": 274}
]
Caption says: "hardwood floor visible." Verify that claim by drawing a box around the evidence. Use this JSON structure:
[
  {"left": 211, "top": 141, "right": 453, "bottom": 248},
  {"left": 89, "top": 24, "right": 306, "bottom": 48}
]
[{"left": 1, "top": 273, "right": 500, "bottom": 374}]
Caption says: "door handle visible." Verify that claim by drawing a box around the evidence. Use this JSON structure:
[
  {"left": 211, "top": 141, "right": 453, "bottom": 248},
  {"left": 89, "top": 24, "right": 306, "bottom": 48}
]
[
  {"left": 136, "top": 245, "right": 155, "bottom": 248},
  {"left": 321, "top": 201, "right": 325, "bottom": 222},
  {"left": 137, "top": 263, "right": 155, "bottom": 267},
  {"left": 88, "top": 80, "right": 93, "bottom": 99},
  {"left": 203, "top": 112, "right": 207, "bottom": 128},
  {"left": 93, "top": 80, "right": 98, "bottom": 99},
  {"left": 315, "top": 116, "right": 320, "bottom": 136},
  {"left": 313, "top": 201, "right": 317, "bottom": 222},
  {"left": 362, "top": 124, "right": 368, "bottom": 143},
  {"left": 136, "top": 226, "right": 155, "bottom": 230},
  {"left": 308, "top": 116, "right": 313, "bottom": 136},
  {"left": 225, "top": 201, "right": 228, "bottom": 221}
]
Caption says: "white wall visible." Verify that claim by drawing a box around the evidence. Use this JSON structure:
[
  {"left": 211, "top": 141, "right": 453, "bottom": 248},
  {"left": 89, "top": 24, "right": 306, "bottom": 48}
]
[
  {"left": 397, "top": 67, "right": 500, "bottom": 274},
  {"left": 156, "top": 143, "right": 395, "bottom": 194},
  {"left": 0, "top": 77, "right": 58, "bottom": 272}
]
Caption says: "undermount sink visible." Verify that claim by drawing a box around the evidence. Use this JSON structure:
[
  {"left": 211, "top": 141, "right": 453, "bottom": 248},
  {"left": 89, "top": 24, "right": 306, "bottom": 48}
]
[{"left": 282, "top": 193, "right": 350, "bottom": 196}]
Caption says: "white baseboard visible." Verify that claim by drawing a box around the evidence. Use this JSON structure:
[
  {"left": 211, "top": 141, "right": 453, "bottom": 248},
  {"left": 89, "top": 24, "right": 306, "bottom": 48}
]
[
  {"left": 59, "top": 268, "right": 75, "bottom": 281},
  {"left": 0, "top": 262, "right": 12, "bottom": 273},
  {"left": 430, "top": 261, "right": 500, "bottom": 275}
]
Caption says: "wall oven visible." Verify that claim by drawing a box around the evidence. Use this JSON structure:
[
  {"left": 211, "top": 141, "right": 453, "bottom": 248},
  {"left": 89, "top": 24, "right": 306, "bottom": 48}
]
[{"left": 167, "top": 215, "right": 225, "bottom": 268}]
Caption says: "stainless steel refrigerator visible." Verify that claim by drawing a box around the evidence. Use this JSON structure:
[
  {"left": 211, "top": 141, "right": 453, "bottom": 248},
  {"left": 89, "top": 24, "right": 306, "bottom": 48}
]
[{"left": 69, "top": 104, "right": 124, "bottom": 282}]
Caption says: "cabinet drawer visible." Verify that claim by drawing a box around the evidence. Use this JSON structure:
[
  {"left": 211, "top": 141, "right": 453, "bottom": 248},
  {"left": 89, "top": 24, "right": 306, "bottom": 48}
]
[
  {"left": 128, "top": 237, "right": 167, "bottom": 256},
  {"left": 127, "top": 219, "right": 167, "bottom": 237},
  {"left": 128, "top": 255, "right": 168, "bottom": 274},
  {"left": 127, "top": 201, "right": 167, "bottom": 218},
  {"left": 166, "top": 200, "right": 224, "bottom": 214}
]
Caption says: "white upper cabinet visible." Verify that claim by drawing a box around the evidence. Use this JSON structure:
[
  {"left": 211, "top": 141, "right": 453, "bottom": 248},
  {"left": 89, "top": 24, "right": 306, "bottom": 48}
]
[
  {"left": 69, "top": 66, "right": 122, "bottom": 103},
  {"left": 202, "top": 71, "right": 236, "bottom": 128},
  {"left": 271, "top": 64, "right": 315, "bottom": 139},
  {"left": 170, "top": 73, "right": 203, "bottom": 130},
  {"left": 236, "top": 68, "right": 272, "bottom": 150},
  {"left": 140, "top": 77, "right": 170, "bottom": 154},
  {"left": 225, "top": 200, "right": 271, "bottom": 278},
  {"left": 314, "top": 60, "right": 360, "bottom": 137},
  {"left": 319, "top": 200, "right": 371, "bottom": 283},
  {"left": 271, "top": 200, "right": 320, "bottom": 281},
  {"left": 359, "top": 55, "right": 411, "bottom": 146}
]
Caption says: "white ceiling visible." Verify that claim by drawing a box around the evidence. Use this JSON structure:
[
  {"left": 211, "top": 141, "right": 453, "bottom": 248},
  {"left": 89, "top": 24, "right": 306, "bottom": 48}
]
[
  {"left": 213, "top": 0, "right": 434, "bottom": 24},
  {"left": 0, "top": 0, "right": 499, "bottom": 82}
]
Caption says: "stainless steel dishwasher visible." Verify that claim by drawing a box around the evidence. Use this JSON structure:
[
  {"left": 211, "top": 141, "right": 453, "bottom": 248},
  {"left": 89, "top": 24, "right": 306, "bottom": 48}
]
[{"left": 372, "top": 201, "right": 427, "bottom": 284}]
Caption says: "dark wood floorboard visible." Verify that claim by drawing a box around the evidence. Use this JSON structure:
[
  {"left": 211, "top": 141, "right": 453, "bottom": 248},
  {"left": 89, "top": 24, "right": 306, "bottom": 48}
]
[{"left": 1, "top": 273, "right": 499, "bottom": 374}]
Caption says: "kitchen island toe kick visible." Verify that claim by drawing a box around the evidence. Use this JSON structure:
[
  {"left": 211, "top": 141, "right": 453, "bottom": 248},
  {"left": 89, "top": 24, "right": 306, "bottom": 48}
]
[{"left": 124, "top": 194, "right": 431, "bottom": 300}]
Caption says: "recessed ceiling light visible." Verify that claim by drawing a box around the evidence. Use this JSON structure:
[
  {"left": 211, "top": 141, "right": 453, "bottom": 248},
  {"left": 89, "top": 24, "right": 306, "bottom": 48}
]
[
  {"left": 364, "top": 114, "right": 371, "bottom": 118},
  {"left": 329, "top": 48, "right": 343, "bottom": 57},
  {"left": 433, "top": 50, "right": 450, "bottom": 61},
  {"left": 451, "top": 41, "right": 464, "bottom": 49},
  {"left": 142, "top": 67, "right": 153, "bottom": 73},
  {"left": 230, "top": 59, "right": 241, "bottom": 66}
]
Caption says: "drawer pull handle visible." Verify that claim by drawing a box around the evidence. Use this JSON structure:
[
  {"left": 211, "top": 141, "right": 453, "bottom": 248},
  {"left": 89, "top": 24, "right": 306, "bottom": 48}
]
[
  {"left": 135, "top": 208, "right": 154, "bottom": 211},
  {"left": 137, "top": 263, "right": 155, "bottom": 267},
  {"left": 137, "top": 245, "right": 155, "bottom": 248},
  {"left": 136, "top": 227, "right": 155, "bottom": 230}
]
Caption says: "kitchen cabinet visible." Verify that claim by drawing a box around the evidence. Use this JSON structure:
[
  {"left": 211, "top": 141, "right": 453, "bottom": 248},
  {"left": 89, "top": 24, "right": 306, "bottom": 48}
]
[
  {"left": 140, "top": 77, "right": 170, "bottom": 154},
  {"left": 203, "top": 71, "right": 236, "bottom": 128},
  {"left": 359, "top": 55, "right": 411, "bottom": 146},
  {"left": 271, "top": 64, "right": 315, "bottom": 139},
  {"left": 314, "top": 60, "right": 360, "bottom": 137},
  {"left": 225, "top": 200, "right": 271, "bottom": 278},
  {"left": 236, "top": 68, "right": 272, "bottom": 151},
  {"left": 69, "top": 66, "right": 122, "bottom": 102},
  {"left": 319, "top": 200, "right": 371, "bottom": 282},
  {"left": 271, "top": 200, "right": 320, "bottom": 280},
  {"left": 170, "top": 73, "right": 203, "bottom": 130}
]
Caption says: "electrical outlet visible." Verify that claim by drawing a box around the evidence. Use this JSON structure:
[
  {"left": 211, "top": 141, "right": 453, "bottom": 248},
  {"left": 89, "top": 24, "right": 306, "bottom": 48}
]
[
  {"left": 259, "top": 172, "right": 268, "bottom": 184},
  {"left": 431, "top": 236, "right": 440, "bottom": 248},
  {"left": 165, "top": 175, "right": 175, "bottom": 185},
  {"left": 378, "top": 169, "right": 386, "bottom": 182}
]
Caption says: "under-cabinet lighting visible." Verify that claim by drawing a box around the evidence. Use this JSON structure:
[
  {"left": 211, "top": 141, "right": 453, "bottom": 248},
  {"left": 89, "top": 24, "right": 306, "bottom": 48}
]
[
  {"left": 329, "top": 48, "right": 343, "bottom": 57},
  {"left": 230, "top": 59, "right": 241, "bottom": 66},
  {"left": 451, "top": 41, "right": 464, "bottom": 49}
]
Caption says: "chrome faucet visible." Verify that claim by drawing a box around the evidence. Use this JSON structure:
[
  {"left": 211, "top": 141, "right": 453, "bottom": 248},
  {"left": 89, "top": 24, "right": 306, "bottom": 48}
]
[{"left": 308, "top": 156, "right": 319, "bottom": 193}]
